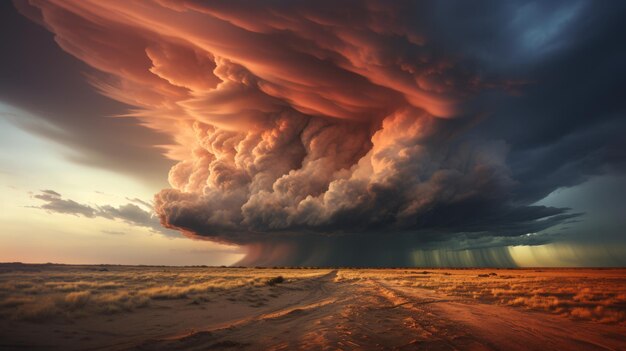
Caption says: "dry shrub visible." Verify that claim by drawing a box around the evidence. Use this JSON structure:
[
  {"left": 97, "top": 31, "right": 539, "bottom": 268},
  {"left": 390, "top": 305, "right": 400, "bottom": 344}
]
[
  {"left": 12, "top": 297, "right": 57, "bottom": 321},
  {"left": 141, "top": 286, "right": 190, "bottom": 300},
  {"left": 266, "top": 276, "right": 285, "bottom": 286},
  {"left": 0, "top": 296, "right": 33, "bottom": 308},
  {"left": 96, "top": 292, "right": 149, "bottom": 313},
  {"left": 63, "top": 291, "right": 91, "bottom": 309}
]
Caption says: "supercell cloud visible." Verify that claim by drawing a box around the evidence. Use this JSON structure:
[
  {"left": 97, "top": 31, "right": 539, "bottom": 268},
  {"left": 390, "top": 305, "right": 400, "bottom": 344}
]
[{"left": 16, "top": 0, "right": 625, "bottom": 266}]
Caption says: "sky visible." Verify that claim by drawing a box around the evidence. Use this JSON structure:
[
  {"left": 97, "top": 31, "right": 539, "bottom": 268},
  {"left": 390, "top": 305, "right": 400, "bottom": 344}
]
[{"left": 0, "top": 0, "right": 625, "bottom": 267}]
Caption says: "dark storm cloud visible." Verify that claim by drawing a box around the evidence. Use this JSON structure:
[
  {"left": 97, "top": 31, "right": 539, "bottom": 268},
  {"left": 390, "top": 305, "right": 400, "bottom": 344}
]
[
  {"left": 32, "top": 190, "right": 177, "bottom": 236},
  {"left": 11, "top": 0, "right": 626, "bottom": 266},
  {"left": 0, "top": 2, "right": 172, "bottom": 188},
  {"left": 416, "top": 0, "right": 626, "bottom": 203}
]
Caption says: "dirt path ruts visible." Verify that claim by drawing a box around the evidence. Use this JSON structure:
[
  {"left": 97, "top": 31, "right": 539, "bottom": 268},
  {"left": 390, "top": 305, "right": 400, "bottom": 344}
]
[{"left": 135, "top": 272, "right": 626, "bottom": 351}]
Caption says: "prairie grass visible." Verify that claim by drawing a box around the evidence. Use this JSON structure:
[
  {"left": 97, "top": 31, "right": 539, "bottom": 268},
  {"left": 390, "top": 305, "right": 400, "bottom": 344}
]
[
  {"left": 337, "top": 268, "right": 626, "bottom": 324},
  {"left": 2, "top": 264, "right": 623, "bottom": 324},
  {"left": 0, "top": 264, "right": 328, "bottom": 321}
]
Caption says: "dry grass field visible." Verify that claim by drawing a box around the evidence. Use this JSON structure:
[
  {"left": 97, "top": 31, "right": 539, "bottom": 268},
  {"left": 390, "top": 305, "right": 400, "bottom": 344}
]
[{"left": 1, "top": 264, "right": 625, "bottom": 350}]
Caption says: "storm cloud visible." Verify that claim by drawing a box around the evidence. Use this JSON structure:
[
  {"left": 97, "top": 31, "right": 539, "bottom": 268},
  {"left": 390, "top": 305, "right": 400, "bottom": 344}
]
[{"left": 15, "top": 1, "right": 625, "bottom": 266}]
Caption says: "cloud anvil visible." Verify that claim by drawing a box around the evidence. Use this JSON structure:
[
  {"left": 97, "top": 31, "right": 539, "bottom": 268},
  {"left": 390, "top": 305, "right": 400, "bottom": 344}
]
[{"left": 9, "top": 0, "right": 626, "bottom": 266}]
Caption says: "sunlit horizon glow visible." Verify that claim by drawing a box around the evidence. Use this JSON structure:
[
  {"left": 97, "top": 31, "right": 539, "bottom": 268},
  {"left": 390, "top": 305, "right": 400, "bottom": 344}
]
[
  {"left": 0, "top": 103, "right": 244, "bottom": 266},
  {"left": 1, "top": 1, "right": 625, "bottom": 267}
]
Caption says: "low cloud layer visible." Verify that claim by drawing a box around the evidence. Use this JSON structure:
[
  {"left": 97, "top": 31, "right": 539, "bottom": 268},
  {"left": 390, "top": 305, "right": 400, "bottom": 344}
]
[
  {"left": 33, "top": 190, "right": 175, "bottom": 236},
  {"left": 16, "top": 1, "right": 625, "bottom": 266}
]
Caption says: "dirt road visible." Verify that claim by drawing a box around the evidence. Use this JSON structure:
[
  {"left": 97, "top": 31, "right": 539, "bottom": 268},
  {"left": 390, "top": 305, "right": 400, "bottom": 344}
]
[{"left": 136, "top": 270, "right": 626, "bottom": 350}]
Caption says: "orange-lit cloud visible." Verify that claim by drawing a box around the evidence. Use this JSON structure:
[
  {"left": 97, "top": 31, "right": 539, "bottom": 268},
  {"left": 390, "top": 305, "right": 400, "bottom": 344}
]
[{"left": 16, "top": 0, "right": 578, "bottom": 265}]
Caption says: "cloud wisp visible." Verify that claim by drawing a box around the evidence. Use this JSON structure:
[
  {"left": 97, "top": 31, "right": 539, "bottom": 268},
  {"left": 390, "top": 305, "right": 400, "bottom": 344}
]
[{"left": 33, "top": 190, "right": 175, "bottom": 237}]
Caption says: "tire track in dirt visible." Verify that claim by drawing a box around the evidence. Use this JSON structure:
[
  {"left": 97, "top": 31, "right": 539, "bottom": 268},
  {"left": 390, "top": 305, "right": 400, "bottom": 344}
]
[
  {"left": 135, "top": 270, "right": 344, "bottom": 350},
  {"left": 134, "top": 272, "right": 626, "bottom": 351},
  {"left": 373, "top": 279, "right": 626, "bottom": 350},
  {"left": 139, "top": 272, "right": 484, "bottom": 350}
]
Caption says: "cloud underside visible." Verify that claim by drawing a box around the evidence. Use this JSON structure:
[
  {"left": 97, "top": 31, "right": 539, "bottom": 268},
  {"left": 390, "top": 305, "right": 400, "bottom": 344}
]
[{"left": 18, "top": 0, "right": 614, "bottom": 266}]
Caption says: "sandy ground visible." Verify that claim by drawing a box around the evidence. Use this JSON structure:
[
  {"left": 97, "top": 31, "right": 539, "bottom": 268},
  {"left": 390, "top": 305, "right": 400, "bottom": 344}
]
[{"left": 1, "top": 265, "right": 625, "bottom": 350}]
